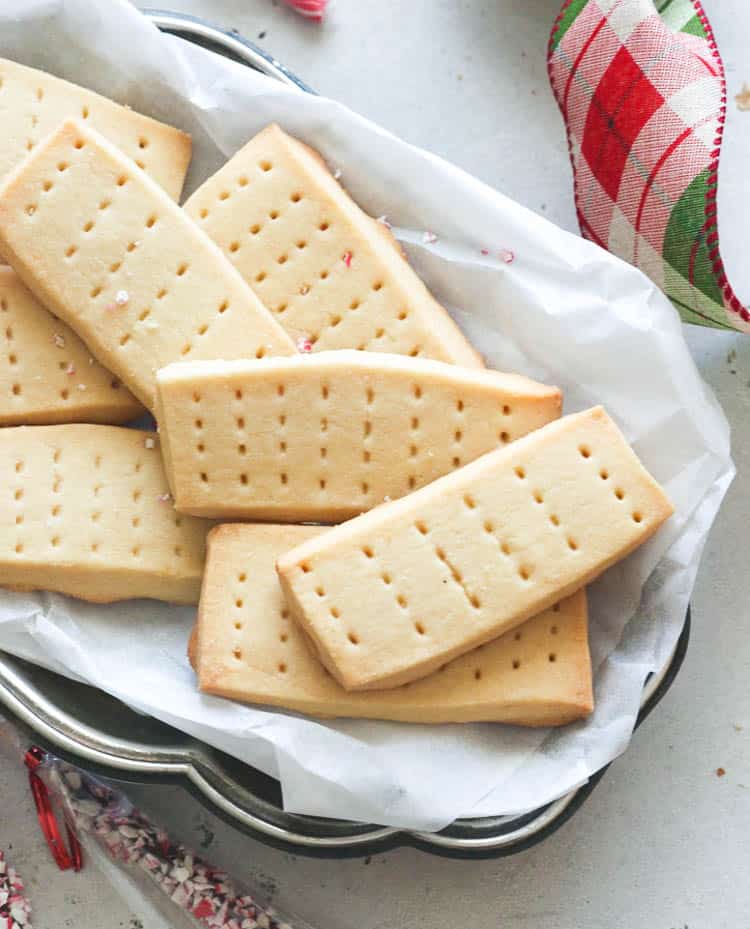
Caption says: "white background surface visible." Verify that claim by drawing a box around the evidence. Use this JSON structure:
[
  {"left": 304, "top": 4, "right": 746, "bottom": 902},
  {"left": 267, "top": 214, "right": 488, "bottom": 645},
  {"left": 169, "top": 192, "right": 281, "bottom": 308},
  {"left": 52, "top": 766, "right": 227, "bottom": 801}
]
[{"left": 0, "top": 1, "right": 748, "bottom": 927}]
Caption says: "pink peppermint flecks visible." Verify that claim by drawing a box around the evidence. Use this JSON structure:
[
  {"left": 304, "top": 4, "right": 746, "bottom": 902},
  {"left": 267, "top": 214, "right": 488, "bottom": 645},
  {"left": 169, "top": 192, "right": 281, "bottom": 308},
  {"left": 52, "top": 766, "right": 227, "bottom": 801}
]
[
  {"left": 296, "top": 336, "right": 313, "bottom": 353},
  {"left": 423, "top": 231, "right": 439, "bottom": 244},
  {"left": 377, "top": 215, "right": 392, "bottom": 229},
  {"left": 157, "top": 492, "right": 172, "bottom": 504},
  {"left": 342, "top": 250, "right": 353, "bottom": 268},
  {"left": 480, "top": 248, "right": 490, "bottom": 256},
  {"left": 0, "top": 851, "right": 32, "bottom": 929},
  {"left": 280, "top": 0, "right": 328, "bottom": 21},
  {"left": 501, "top": 248, "right": 515, "bottom": 264},
  {"left": 66, "top": 364, "right": 76, "bottom": 376}
]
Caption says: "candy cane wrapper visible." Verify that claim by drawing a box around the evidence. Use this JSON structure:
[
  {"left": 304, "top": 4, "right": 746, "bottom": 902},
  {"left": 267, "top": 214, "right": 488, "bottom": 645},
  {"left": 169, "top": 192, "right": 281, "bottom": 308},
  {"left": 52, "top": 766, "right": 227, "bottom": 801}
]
[
  {"left": 548, "top": 0, "right": 747, "bottom": 331},
  {"left": 37, "top": 754, "right": 316, "bottom": 929}
]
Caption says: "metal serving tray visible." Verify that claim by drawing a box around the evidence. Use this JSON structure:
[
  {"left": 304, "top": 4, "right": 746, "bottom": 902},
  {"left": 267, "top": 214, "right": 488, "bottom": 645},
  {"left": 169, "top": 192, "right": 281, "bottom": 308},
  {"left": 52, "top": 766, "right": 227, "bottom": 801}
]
[{"left": 0, "top": 9, "right": 692, "bottom": 858}]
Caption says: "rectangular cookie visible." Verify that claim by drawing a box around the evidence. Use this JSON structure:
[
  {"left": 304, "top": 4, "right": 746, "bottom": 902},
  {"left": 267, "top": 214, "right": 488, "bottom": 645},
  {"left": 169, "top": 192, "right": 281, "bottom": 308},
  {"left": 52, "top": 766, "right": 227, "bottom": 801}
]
[
  {"left": 0, "top": 266, "right": 143, "bottom": 425},
  {"left": 155, "top": 352, "right": 561, "bottom": 521},
  {"left": 191, "top": 524, "right": 593, "bottom": 727},
  {"left": 0, "top": 120, "right": 296, "bottom": 410},
  {"left": 0, "top": 57, "right": 191, "bottom": 199},
  {"left": 0, "top": 425, "right": 210, "bottom": 603},
  {"left": 184, "top": 124, "right": 482, "bottom": 367},
  {"left": 277, "top": 406, "right": 674, "bottom": 691}
]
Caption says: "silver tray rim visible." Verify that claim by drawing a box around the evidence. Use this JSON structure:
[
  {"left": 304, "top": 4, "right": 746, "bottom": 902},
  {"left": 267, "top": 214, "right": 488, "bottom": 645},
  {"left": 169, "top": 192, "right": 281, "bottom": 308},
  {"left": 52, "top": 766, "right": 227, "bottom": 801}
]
[{"left": 0, "top": 8, "right": 691, "bottom": 857}]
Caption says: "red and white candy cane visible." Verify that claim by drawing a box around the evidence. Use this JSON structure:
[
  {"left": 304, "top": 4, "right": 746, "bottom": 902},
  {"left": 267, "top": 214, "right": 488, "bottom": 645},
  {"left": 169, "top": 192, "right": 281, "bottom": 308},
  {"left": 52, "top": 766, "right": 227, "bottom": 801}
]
[{"left": 280, "top": 0, "right": 328, "bottom": 22}]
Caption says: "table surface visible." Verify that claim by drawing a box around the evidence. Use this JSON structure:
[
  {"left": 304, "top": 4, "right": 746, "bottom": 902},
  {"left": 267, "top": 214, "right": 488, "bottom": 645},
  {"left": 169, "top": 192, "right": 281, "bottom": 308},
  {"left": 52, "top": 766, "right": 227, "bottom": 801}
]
[{"left": 1, "top": 1, "right": 748, "bottom": 927}]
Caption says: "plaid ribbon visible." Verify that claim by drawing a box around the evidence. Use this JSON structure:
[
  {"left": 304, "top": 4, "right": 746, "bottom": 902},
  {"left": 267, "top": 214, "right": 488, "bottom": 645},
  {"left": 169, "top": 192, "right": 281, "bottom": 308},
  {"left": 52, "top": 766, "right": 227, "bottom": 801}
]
[{"left": 548, "top": 0, "right": 747, "bottom": 331}]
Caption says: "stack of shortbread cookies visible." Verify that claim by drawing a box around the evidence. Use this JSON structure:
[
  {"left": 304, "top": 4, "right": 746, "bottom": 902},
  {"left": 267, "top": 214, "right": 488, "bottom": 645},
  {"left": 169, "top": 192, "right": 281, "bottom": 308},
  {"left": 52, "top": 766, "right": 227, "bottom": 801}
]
[{"left": 0, "top": 60, "right": 673, "bottom": 727}]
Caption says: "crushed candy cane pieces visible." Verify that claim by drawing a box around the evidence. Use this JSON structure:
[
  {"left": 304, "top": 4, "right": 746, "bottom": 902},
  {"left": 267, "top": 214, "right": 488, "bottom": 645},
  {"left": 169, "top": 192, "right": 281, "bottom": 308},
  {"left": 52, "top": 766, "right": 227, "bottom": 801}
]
[
  {"left": 422, "top": 231, "right": 438, "bottom": 244},
  {"left": 296, "top": 336, "right": 313, "bottom": 353},
  {"left": 115, "top": 289, "right": 130, "bottom": 306},
  {"left": 342, "top": 250, "right": 353, "bottom": 268},
  {"left": 66, "top": 363, "right": 76, "bottom": 376},
  {"left": 157, "top": 492, "right": 172, "bottom": 503},
  {"left": 0, "top": 851, "right": 32, "bottom": 929},
  {"left": 479, "top": 247, "right": 514, "bottom": 263},
  {"left": 46, "top": 759, "right": 299, "bottom": 929},
  {"left": 377, "top": 215, "right": 392, "bottom": 229}
]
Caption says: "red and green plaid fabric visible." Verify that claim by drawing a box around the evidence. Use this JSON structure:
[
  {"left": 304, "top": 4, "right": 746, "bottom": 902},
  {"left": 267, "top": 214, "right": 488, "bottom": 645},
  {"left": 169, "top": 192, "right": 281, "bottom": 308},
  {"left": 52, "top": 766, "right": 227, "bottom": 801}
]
[{"left": 548, "top": 0, "right": 747, "bottom": 331}]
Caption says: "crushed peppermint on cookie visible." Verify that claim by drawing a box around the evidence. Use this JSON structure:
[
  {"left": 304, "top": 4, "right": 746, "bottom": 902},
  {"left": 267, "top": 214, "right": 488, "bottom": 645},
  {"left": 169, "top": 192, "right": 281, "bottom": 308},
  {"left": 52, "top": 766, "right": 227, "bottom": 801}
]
[
  {"left": 423, "top": 231, "right": 438, "bottom": 244},
  {"left": 114, "top": 290, "right": 130, "bottom": 306},
  {"left": 66, "top": 363, "right": 76, "bottom": 376},
  {"left": 480, "top": 248, "right": 489, "bottom": 256},
  {"left": 377, "top": 215, "right": 392, "bottom": 229},
  {"left": 342, "top": 250, "right": 353, "bottom": 268},
  {"left": 296, "top": 336, "right": 313, "bottom": 353},
  {"left": 157, "top": 492, "right": 172, "bottom": 503},
  {"left": 501, "top": 248, "right": 515, "bottom": 264}
]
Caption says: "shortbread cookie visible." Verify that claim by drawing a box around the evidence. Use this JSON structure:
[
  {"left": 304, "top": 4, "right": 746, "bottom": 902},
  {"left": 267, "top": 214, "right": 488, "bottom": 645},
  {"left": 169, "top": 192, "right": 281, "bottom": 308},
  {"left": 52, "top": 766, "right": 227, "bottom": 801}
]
[
  {"left": 0, "top": 120, "right": 296, "bottom": 410},
  {"left": 191, "top": 524, "right": 593, "bottom": 727},
  {"left": 0, "top": 58, "right": 191, "bottom": 199},
  {"left": 277, "top": 407, "right": 673, "bottom": 691},
  {"left": 0, "top": 425, "right": 210, "bottom": 603},
  {"left": 184, "top": 124, "right": 482, "bottom": 367},
  {"left": 155, "top": 352, "right": 561, "bottom": 521},
  {"left": 0, "top": 267, "right": 142, "bottom": 425}
]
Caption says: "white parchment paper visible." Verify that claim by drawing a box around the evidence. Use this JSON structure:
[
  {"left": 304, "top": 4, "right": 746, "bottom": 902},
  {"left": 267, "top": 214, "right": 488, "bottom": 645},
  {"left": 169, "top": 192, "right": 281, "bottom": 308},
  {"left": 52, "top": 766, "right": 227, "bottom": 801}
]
[{"left": 0, "top": 0, "right": 733, "bottom": 831}]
